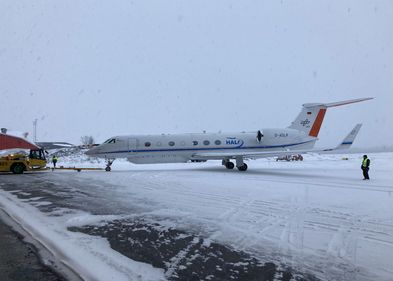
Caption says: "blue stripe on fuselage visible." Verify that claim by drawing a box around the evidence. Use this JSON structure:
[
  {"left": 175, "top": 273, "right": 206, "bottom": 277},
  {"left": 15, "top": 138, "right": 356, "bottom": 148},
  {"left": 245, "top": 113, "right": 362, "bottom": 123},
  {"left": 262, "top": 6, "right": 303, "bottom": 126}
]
[{"left": 93, "top": 140, "right": 314, "bottom": 155}]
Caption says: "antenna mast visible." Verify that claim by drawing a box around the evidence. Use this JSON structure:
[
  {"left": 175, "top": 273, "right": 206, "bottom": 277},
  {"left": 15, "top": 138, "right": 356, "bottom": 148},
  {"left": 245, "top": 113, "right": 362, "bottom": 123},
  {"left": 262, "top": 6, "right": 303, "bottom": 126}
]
[{"left": 33, "top": 118, "right": 38, "bottom": 142}]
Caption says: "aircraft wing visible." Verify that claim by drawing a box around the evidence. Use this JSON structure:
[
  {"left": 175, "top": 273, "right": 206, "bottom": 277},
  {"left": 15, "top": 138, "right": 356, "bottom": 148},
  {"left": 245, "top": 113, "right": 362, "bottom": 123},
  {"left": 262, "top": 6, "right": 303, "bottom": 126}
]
[{"left": 191, "top": 148, "right": 327, "bottom": 160}]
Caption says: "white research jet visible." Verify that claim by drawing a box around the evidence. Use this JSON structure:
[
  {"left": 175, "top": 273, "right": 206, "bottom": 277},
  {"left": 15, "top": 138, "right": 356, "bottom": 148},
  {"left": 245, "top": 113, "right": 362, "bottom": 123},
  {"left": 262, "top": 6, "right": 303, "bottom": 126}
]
[{"left": 86, "top": 98, "right": 373, "bottom": 171}]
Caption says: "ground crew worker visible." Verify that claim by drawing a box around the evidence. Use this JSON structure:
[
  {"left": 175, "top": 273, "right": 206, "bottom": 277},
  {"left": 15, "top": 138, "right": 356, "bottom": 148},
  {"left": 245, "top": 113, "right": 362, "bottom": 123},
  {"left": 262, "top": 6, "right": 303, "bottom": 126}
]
[
  {"left": 52, "top": 155, "right": 58, "bottom": 168},
  {"left": 361, "top": 154, "right": 370, "bottom": 180}
]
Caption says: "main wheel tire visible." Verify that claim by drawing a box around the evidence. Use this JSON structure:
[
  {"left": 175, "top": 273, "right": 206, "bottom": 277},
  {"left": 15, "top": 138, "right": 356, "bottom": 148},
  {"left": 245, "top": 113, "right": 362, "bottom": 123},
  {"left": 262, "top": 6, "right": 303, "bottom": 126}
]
[
  {"left": 11, "top": 163, "right": 25, "bottom": 174},
  {"left": 225, "top": 162, "right": 235, "bottom": 169},
  {"left": 105, "top": 166, "right": 111, "bottom": 172},
  {"left": 238, "top": 163, "right": 248, "bottom": 171}
]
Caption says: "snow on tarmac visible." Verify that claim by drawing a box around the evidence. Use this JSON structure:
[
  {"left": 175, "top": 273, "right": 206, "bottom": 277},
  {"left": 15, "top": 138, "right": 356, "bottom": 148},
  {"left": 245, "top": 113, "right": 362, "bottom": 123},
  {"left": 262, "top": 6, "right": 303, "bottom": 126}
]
[
  {"left": 1, "top": 152, "right": 393, "bottom": 281},
  {"left": 0, "top": 190, "right": 166, "bottom": 281}
]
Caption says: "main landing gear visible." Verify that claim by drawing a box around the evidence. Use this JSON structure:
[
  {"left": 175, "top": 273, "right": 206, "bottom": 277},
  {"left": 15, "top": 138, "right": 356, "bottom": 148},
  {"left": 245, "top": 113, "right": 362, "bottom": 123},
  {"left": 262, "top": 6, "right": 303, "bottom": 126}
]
[
  {"left": 222, "top": 158, "right": 248, "bottom": 171},
  {"left": 237, "top": 163, "right": 248, "bottom": 171},
  {"left": 105, "top": 159, "right": 114, "bottom": 172},
  {"left": 222, "top": 159, "right": 235, "bottom": 169}
]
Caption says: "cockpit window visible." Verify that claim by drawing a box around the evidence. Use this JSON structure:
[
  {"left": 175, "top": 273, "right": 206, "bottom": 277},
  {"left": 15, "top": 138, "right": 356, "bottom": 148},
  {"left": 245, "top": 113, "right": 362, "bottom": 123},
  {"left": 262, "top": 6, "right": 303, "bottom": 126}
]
[{"left": 104, "top": 138, "right": 116, "bottom": 144}]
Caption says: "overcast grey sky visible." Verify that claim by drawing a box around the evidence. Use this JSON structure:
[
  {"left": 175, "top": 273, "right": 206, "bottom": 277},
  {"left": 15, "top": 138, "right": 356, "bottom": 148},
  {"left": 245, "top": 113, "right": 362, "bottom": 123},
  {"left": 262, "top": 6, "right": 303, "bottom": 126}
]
[{"left": 1, "top": 1, "right": 392, "bottom": 147}]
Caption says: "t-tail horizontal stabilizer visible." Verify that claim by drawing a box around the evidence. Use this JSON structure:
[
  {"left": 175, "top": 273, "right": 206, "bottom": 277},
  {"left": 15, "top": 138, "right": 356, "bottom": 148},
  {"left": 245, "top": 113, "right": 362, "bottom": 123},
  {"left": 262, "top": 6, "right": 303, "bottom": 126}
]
[{"left": 288, "top": 97, "right": 373, "bottom": 138}]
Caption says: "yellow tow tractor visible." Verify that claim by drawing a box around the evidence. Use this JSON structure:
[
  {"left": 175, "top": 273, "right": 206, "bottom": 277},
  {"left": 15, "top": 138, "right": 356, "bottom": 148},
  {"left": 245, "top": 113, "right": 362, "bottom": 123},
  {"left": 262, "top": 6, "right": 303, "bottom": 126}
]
[{"left": 0, "top": 148, "right": 47, "bottom": 174}]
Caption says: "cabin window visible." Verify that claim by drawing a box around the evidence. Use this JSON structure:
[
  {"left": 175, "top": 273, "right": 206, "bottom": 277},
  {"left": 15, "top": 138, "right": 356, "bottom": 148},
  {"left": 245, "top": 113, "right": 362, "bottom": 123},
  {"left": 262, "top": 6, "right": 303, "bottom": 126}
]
[
  {"left": 215, "top": 140, "right": 221, "bottom": 145},
  {"left": 203, "top": 140, "right": 210, "bottom": 145},
  {"left": 104, "top": 138, "right": 116, "bottom": 144},
  {"left": 168, "top": 141, "right": 175, "bottom": 146},
  {"left": 30, "top": 149, "right": 46, "bottom": 160},
  {"left": 144, "top": 142, "right": 151, "bottom": 147},
  {"left": 192, "top": 141, "right": 198, "bottom": 146}
]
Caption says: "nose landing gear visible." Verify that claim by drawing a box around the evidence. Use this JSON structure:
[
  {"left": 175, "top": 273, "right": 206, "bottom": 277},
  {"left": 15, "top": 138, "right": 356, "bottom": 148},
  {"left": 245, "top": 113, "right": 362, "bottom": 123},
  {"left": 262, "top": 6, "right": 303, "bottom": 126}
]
[{"left": 105, "top": 159, "right": 114, "bottom": 172}]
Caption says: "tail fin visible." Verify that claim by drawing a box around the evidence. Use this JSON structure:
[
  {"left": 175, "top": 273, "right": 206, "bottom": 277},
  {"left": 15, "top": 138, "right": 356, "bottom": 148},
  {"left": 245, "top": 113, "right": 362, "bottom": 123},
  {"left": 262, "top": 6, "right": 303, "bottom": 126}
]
[
  {"left": 288, "top": 98, "right": 373, "bottom": 137},
  {"left": 335, "top": 123, "right": 362, "bottom": 150}
]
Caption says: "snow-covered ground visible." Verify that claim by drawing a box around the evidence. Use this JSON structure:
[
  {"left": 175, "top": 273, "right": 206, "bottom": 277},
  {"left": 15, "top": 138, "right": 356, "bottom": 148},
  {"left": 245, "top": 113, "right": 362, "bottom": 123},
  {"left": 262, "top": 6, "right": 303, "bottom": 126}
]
[{"left": 1, "top": 152, "right": 393, "bottom": 281}]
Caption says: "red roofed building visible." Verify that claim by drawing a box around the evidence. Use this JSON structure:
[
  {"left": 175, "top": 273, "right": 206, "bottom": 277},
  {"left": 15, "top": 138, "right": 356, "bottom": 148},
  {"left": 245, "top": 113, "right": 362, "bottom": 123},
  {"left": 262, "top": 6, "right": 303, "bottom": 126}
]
[{"left": 0, "top": 133, "right": 39, "bottom": 150}]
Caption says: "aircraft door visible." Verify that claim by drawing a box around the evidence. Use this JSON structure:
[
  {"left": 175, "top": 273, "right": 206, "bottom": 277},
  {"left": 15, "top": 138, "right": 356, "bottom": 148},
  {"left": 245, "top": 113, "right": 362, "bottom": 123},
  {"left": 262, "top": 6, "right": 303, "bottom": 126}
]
[
  {"left": 257, "top": 130, "right": 264, "bottom": 142},
  {"left": 128, "top": 138, "right": 137, "bottom": 152}
]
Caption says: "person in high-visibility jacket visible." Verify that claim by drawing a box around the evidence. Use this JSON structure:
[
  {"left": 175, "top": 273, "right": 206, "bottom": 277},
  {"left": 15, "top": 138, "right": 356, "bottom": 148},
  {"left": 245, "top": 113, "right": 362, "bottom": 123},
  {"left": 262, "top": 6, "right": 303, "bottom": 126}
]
[
  {"left": 361, "top": 155, "right": 370, "bottom": 180},
  {"left": 52, "top": 155, "right": 58, "bottom": 168}
]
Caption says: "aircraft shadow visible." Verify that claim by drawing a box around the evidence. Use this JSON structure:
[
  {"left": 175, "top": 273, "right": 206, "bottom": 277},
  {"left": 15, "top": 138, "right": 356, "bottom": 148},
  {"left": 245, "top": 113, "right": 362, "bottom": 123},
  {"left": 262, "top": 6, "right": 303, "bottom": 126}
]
[{"left": 110, "top": 166, "right": 334, "bottom": 181}]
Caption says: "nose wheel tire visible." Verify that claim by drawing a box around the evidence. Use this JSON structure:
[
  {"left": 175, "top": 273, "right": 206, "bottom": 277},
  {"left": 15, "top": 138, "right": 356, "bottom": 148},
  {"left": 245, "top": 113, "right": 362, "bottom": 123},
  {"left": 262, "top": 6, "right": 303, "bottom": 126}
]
[
  {"left": 237, "top": 163, "right": 248, "bottom": 171},
  {"left": 105, "top": 159, "right": 114, "bottom": 172}
]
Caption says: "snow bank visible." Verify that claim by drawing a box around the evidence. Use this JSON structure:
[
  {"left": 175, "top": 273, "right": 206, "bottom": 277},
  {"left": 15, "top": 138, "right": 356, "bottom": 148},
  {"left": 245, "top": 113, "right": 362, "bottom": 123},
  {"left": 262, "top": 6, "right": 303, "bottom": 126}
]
[
  {"left": 0, "top": 190, "right": 166, "bottom": 281},
  {"left": 0, "top": 149, "right": 29, "bottom": 156}
]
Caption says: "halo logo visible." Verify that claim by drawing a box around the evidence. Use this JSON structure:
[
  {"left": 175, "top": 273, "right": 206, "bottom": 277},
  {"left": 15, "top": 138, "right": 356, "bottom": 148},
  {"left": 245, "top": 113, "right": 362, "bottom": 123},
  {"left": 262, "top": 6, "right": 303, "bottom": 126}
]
[{"left": 226, "top": 137, "right": 244, "bottom": 147}]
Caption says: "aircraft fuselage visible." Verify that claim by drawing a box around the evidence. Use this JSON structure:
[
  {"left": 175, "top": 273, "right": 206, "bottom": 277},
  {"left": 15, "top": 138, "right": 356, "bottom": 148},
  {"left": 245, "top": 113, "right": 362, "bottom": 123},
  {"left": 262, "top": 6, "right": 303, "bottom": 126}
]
[{"left": 86, "top": 128, "right": 315, "bottom": 164}]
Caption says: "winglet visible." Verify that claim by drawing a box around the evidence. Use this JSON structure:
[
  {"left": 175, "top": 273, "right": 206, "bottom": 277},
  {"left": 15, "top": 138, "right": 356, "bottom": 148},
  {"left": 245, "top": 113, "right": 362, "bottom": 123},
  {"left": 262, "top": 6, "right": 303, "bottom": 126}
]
[
  {"left": 335, "top": 123, "right": 362, "bottom": 150},
  {"left": 322, "top": 123, "right": 363, "bottom": 152}
]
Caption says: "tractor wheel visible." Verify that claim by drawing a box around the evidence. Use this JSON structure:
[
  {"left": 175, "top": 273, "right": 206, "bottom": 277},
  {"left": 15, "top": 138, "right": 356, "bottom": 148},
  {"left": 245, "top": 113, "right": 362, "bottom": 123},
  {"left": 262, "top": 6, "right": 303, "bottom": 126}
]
[{"left": 11, "top": 163, "right": 25, "bottom": 174}]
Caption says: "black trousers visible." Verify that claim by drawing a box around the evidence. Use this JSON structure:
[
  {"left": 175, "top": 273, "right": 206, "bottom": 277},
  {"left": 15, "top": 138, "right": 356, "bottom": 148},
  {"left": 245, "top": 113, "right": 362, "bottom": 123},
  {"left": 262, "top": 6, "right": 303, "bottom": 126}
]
[{"left": 362, "top": 167, "right": 370, "bottom": 179}]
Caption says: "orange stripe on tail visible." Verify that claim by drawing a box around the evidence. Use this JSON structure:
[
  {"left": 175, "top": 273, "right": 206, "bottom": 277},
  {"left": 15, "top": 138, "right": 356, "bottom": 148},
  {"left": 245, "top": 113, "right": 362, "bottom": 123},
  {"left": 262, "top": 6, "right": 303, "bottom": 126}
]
[{"left": 309, "top": 108, "right": 326, "bottom": 137}]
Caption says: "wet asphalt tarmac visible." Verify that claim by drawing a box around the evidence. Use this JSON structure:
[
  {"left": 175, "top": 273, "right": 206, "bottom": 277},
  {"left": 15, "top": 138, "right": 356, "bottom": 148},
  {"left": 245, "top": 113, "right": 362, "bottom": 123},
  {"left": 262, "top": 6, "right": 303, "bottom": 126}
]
[
  {"left": 0, "top": 217, "right": 65, "bottom": 281},
  {"left": 0, "top": 172, "right": 319, "bottom": 281}
]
